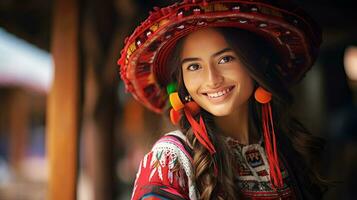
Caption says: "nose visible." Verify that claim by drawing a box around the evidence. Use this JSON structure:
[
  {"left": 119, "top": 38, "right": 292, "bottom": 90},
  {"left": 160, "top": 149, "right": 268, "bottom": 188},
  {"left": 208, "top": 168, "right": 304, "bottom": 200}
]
[{"left": 205, "top": 64, "right": 224, "bottom": 88}]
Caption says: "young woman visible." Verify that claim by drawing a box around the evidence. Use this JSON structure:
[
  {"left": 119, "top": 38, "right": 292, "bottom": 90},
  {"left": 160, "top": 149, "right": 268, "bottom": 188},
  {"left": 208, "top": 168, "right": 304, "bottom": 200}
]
[{"left": 118, "top": 0, "right": 328, "bottom": 199}]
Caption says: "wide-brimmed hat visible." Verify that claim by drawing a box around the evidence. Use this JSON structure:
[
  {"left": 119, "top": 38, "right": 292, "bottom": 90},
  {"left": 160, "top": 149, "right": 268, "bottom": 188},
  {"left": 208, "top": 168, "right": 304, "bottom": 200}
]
[{"left": 118, "top": 0, "right": 322, "bottom": 113}]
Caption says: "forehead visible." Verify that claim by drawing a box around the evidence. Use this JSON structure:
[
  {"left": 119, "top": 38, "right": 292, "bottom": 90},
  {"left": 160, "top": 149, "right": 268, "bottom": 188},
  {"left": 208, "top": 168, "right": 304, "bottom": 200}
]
[{"left": 181, "top": 28, "right": 229, "bottom": 58}]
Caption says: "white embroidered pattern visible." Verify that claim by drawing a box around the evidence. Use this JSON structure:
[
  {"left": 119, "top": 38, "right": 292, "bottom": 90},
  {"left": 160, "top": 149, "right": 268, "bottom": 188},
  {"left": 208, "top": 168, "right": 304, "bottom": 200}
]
[{"left": 150, "top": 131, "right": 198, "bottom": 200}]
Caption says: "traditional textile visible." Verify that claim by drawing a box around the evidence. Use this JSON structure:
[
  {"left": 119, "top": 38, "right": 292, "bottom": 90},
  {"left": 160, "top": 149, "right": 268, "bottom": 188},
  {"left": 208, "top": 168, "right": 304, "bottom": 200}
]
[
  {"left": 131, "top": 130, "right": 296, "bottom": 200},
  {"left": 131, "top": 131, "right": 197, "bottom": 200},
  {"left": 226, "top": 136, "right": 296, "bottom": 199}
]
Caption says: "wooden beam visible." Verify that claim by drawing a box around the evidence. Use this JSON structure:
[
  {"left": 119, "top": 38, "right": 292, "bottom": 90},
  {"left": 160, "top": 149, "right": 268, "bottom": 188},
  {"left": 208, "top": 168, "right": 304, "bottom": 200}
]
[{"left": 47, "top": 0, "right": 79, "bottom": 199}]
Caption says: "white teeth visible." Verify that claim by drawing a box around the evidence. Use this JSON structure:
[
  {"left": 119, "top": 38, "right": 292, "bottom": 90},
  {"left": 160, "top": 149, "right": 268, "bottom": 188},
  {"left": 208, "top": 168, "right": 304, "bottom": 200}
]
[{"left": 207, "top": 87, "right": 232, "bottom": 98}]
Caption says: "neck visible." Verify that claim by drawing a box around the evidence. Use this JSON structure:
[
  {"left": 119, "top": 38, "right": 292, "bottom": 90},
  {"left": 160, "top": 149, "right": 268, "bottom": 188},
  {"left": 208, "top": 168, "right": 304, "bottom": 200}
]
[{"left": 214, "top": 102, "right": 251, "bottom": 145}]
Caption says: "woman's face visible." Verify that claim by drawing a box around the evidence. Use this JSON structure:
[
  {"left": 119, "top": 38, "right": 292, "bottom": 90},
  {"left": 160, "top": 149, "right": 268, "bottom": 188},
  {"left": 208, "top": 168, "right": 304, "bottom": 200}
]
[{"left": 181, "top": 28, "right": 254, "bottom": 116}]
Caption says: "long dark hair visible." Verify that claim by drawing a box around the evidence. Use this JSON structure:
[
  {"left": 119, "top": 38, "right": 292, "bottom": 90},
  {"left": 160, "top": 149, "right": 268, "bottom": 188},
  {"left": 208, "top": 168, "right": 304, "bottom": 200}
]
[{"left": 166, "top": 27, "right": 328, "bottom": 199}]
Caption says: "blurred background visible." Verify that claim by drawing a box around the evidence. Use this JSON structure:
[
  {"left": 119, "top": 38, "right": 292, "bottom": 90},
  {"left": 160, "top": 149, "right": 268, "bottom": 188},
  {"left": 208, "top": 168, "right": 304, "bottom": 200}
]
[{"left": 0, "top": 0, "right": 356, "bottom": 199}]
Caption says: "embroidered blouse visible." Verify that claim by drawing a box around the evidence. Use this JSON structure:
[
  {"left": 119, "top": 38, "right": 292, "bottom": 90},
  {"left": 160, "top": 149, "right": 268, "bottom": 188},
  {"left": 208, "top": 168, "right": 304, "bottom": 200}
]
[{"left": 130, "top": 130, "right": 296, "bottom": 200}]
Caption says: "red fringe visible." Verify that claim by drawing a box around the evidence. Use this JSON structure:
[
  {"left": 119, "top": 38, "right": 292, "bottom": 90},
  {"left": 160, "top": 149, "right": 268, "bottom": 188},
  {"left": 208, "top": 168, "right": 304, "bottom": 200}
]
[
  {"left": 184, "top": 108, "right": 218, "bottom": 176},
  {"left": 262, "top": 103, "right": 283, "bottom": 189}
]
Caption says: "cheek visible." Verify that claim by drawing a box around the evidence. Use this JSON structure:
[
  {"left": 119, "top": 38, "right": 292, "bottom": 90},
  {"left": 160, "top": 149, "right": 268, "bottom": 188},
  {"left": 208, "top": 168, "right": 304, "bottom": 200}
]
[
  {"left": 244, "top": 77, "right": 255, "bottom": 96},
  {"left": 239, "top": 74, "right": 255, "bottom": 99},
  {"left": 229, "top": 68, "right": 254, "bottom": 96},
  {"left": 183, "top": 71, "right": 201, "bottom": 94}
]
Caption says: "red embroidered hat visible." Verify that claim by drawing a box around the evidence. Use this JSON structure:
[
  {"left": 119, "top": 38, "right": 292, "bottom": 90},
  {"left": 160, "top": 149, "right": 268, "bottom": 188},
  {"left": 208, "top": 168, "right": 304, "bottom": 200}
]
[{"left": 118, "top": 0, "right": 322, "bottom": 113}]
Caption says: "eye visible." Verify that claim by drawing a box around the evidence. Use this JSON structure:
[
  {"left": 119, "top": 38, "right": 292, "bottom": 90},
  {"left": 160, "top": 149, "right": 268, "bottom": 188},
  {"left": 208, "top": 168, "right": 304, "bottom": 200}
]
[
  {"left": 218, "top": 55, "right": 234, "bottom": 64},
  {"left": 186, "top": 63, "right": 201, "bottom": 71}
]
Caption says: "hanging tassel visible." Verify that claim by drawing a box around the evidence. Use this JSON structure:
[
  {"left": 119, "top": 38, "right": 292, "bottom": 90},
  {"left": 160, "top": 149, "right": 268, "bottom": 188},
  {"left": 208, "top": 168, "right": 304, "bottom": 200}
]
[
  {"left": 262, "top": 103, "right": 283, "bottom": 189},
  {"left": 170, "top": 92, "right": 185, "bottom": 111},
  {"left": 184, "top": 108, "right": 216, "bottom": 154},
  {"left": 166, "top": 82, "right": 218, "bottom": 175},
  {"left": 170, "top": 108, "right": 181, "bottom": 125},
  {"left": 199, "top": 115, "right": 218, "bottom": 176},
  {"left": 255, "top": 86, "right": 283, "bottom": 189},
  {"left": 184, "top": 108, "right": 218, "bottom": 176}
]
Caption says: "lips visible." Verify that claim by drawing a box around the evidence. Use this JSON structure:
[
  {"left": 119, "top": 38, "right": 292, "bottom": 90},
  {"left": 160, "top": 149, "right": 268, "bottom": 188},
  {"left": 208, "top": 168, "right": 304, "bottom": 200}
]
[{"left": 203, "top": 85, "right": 235, "bottom": 99}]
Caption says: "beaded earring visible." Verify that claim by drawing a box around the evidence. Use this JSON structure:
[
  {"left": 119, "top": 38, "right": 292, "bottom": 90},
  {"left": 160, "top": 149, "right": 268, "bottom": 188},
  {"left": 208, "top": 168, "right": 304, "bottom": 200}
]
[
  {"left": 166, "top": 82, "right": 200, "bottom": 124},
  {"left": 167, "top": 83, "right": 181, "bottom": 125},
  {"left": 166, "top": 82, "right": 218, "bottom": 175}
]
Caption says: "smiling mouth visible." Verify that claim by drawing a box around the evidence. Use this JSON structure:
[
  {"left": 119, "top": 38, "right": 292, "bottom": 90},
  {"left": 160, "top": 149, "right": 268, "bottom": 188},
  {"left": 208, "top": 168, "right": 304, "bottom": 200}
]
[{"left": 203, "top": 86, "right": 235, "bottom": 99}]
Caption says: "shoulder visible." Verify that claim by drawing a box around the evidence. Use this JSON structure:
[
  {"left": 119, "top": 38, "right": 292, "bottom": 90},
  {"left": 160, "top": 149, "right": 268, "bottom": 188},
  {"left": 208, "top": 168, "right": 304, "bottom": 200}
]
[
  {"left": 151, "top": 130, "right": 194, "bottom": 181},
  {"left": 131, "top": 130, "right": 197, "bottom": 200},
  {"left": 153, "top": 130, "right": 193, "bottom": 158}
]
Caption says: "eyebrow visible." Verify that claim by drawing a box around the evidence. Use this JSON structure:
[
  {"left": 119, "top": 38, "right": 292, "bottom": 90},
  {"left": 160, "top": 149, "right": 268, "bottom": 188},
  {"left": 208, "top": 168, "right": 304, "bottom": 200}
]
[{"left": 180, "top": 48, "right": 233, "bottom": 65}]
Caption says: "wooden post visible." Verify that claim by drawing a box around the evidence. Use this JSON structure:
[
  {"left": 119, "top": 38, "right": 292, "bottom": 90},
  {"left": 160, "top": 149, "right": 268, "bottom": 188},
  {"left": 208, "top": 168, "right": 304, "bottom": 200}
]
[
  {"left": 8, "top": 89, "right": 29, "bottom": 172},
  {"left": 47, "top": 0, "right": 79, "bottom": 199}
]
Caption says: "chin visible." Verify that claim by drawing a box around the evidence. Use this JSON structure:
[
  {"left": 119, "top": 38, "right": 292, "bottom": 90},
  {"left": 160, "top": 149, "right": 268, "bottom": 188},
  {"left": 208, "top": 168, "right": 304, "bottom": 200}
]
[{"left": 204, "top": 106, "right": 234, "bottom": 117}]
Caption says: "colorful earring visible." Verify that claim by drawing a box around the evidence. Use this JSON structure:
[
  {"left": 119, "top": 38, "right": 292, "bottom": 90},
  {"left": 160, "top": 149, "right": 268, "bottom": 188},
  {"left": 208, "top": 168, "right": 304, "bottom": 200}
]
[
  {"left": 254, "top": 86, "right": 272, "bottom": 104},
  {"left": 169, "top": 92, "right": 185, "bottom": 111},
  {"left": 170, "top": 108, "right": 181, "bottom": 125},
  {"left": 254, "top": 86, "right": 283, "bottom": 189},
  {"left": 166, "top": 82, "right": 177, "bottom": 94},
  {"left": 183, "top": 94, "right": 200, "bottom": 115},
  {"left": 184, "top": 95, "right": 192, "bottom": 102},
  {"left": 185, "top": 101, "right": 200, "bottom": 115},
  {"left": 167, "top": 83, "right": 200, "bottom": 123},
  {"left": 166, "top": 82, "right": 218, "bottom": 175}
]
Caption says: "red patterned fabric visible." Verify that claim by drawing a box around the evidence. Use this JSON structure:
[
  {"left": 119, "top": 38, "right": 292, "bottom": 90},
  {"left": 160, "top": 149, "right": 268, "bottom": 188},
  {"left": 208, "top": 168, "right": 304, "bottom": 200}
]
[
  {"left": 131, "top": 151, "right": 190, "bottom": 200},
  {"left": 131, "top": 134, "right": 192, "bottom": 200},
  {"left": 131, "top": 131, "right": 297, "bottom": 200}
]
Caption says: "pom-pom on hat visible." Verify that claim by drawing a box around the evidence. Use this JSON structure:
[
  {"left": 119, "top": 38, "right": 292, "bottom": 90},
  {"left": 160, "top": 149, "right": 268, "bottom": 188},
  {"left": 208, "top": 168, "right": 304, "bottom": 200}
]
[{"left": 118, "top": 0, "right": 322, "bottom": 113}]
